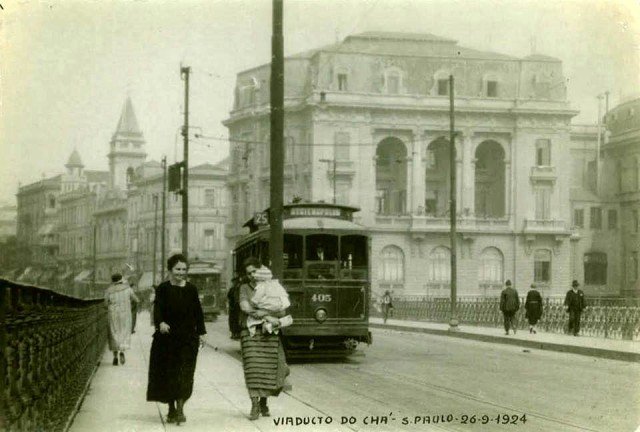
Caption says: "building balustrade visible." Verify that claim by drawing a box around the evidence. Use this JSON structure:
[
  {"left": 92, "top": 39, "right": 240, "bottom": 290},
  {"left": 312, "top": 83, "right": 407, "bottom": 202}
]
[
  {"left": 2, "top": 280, "right": 108, "bottom": 431},
  {"left": 375, "top": 214, "right": 511, "bottom": 232},
  {"left": 530, "top": 165, "right": 557, "bottom": 182},
  {"left": 523, "top": 218, "right": 567, "bottom": 234},
  {"left": 371, "top": 295, "right": 640, "bottom": 341}
]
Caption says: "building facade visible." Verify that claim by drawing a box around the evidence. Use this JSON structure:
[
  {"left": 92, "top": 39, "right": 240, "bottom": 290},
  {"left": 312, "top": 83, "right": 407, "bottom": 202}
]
[{"left": 225, "top": 32, "right": 579, "bottom": 297}]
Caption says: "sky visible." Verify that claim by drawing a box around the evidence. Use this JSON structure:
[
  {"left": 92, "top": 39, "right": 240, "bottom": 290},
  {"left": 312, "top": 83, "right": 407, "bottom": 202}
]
[{"left": 1, "top": 0, "right": 639, "bottom": 205}]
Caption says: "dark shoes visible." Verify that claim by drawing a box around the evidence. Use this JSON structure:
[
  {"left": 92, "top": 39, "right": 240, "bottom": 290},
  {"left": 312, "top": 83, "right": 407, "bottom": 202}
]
[
  {"left": 119, "top": 352, "right": 125, "bottom": 365},
  {"left": 112, "top": 357, "right": 118, "bottom": 366},
  {"left": 259, "top": 397, "right": 270, "bottom": 417}
]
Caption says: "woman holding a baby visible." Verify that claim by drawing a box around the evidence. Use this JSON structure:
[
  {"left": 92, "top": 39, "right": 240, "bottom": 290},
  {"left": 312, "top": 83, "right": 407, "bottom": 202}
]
[{"left": 238, "top": 257, "right": 292, "bottom": 420}]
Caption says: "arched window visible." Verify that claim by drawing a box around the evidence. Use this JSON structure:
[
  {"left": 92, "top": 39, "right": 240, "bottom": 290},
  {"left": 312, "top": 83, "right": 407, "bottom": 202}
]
[
  {"left": 429, "top": 246, "right": 451, "bottom": 282},
  {"left": 335, "top": 67, "right": 349, "bottom": 91},
  {"left": 584, "top": 252, "right": 607, "bottom": 285},
  {"left": 379, "top": 245, "right": 404, "bottom": 282},
  {"left": 479, "top": 247, "right": 503, "bottom": 283},
  {"left": 126, "top": 167, "right": 135, "bottom": 187}
]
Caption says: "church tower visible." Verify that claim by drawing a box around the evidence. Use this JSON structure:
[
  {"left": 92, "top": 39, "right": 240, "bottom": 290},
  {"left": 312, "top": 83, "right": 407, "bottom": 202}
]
[
  {"left": 62, "top": 148, "right": 85, "bottom": 193},
  {"left": 108, "top": 97, "right": 147, "bottom": 190}
]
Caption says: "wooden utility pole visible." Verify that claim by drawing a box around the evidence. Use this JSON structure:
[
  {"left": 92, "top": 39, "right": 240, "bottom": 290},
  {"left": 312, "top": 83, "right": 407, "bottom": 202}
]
[
  {"left": 92, "top": 223, "right": 97, "bottom": 297},
  {"left": 449, "top": 75, "right": 459, "bottom": 331},
  {"left": 180, "top": 66, "right": 190, "bottom": 259},
  {"left": 269, "top": 0, "right": 284, "bottom": 279},
  {"left": 152, "top": 194, "right": 159, "bottom": 286},
  {"left": 161, "top": 156, "right": 167, "bottom": 281}
]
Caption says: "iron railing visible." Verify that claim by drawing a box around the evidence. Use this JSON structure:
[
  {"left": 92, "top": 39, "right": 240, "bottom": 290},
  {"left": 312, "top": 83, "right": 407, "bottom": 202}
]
[
  {"left": 1, "top": 280, "right": 107, "bottom": 431},
  {"left": 371, "top": 295, "right": 640, "bottom": 341}
]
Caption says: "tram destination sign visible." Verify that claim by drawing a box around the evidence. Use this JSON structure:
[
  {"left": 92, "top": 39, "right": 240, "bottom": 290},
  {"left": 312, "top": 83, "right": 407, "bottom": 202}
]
[{"left": 284, "top": 205, "right": 352, "bottom": 221}]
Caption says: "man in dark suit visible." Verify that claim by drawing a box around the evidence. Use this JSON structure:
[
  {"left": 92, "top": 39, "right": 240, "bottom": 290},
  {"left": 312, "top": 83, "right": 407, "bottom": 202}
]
[
  {"left": 564, "top": 280, "right": 586, "bottom": 336},
  {"left": 499, "top": 280, "right": 520, "bottom": 335}
]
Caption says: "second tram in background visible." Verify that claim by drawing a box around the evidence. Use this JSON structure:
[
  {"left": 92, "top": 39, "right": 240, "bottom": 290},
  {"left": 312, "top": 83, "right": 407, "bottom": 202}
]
[
  {"left": 233, "top": 202, "right": 372, "bottom": 358},
  {"left": 188, "top": 260, "right": 225, "bottom": 321}
]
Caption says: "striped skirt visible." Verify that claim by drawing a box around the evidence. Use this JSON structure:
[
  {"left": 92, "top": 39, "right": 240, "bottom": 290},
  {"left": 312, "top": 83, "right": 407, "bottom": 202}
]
[{"left": 240, "top": 329, "right": 289, "bottom": 396}]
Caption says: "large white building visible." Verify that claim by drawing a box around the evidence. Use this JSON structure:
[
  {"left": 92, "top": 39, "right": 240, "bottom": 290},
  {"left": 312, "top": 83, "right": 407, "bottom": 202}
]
[{"left": 225, "top": 32, "right": 582, "bottom": 297}]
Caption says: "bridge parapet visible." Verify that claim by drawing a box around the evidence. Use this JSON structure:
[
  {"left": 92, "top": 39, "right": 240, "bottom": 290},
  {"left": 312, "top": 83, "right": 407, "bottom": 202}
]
[
  {"left": 1, "top": 280, "right": 107, "bottom": 431},
  {"left": 371, "top": 296, "right": 640, "bottom": 341}
]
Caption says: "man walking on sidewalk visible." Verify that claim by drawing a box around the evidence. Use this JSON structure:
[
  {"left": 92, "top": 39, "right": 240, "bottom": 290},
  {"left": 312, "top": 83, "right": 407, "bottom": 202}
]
[
  {"left": 564, "top": 280, "right": 586, "bottom": 336},
  {"left": 500, "top": 280, "right": 520, "bottom": 335}
]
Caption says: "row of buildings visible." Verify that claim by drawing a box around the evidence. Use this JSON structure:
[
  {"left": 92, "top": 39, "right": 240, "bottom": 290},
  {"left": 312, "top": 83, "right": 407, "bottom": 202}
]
[
  {"left": 13, "top": 98, "right": 228, "bottom": 296},
  {"left": 11, "top": 32, "right": 639, "bottom": 298},
  {"left": 223, "top": 32, "right": 640, "bottom": 298}
]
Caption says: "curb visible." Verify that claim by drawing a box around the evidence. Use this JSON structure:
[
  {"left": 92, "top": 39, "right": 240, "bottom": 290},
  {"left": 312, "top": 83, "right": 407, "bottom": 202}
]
[{"left": 370, "top": 323, "right": 640, "bottom": 363}]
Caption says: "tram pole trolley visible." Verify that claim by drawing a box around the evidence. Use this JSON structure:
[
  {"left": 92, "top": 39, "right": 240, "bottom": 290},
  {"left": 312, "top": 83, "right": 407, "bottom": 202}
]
[
  {"left": 188, "top": 261, "right": 223, "bottom": 322},
  {"left": 233, "top": 202, "right": 373, "bottom": 359}
]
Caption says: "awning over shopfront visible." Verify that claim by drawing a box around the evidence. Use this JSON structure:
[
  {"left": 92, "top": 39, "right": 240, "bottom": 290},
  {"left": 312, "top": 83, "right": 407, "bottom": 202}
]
[
  {"left": 37, "top": 224, "right": 56, "bottom": 236},
  {"left": 17, "top": 267, "right": 33, "bottom": 282},
  {"left": 57, "top": 271, "right": 74, "bottom": 281},
  {"left": 38, "top": 269, "right": 56, "bottom": 286},
  {"left": 74, "top": 270, "right": 93, "bottom": 283},
  {"left": 137, "top": 272, "right": 155, "bottom": 290}
]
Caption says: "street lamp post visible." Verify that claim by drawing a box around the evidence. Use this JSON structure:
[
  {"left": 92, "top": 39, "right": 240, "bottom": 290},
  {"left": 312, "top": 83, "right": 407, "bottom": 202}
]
[{"left": 319, "top": 158, "right": 337, "bottom": 204}]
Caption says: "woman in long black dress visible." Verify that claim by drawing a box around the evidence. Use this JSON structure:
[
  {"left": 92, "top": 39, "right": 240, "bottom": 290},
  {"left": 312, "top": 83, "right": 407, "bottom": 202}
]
[
  {"left": 525, "top": 283, "right": 543, "bottom": 334},
  {"left": 147, "top": 254, "right": 206, "bottom": 425}
]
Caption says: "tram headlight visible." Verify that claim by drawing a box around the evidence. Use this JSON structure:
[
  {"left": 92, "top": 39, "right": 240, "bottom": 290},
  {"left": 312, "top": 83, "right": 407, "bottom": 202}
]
[{"left": 315, "top": 308, "right": 328, "bottom": 323}]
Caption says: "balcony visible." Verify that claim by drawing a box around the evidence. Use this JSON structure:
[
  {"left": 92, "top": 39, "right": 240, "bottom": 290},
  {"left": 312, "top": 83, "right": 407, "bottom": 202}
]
[
  {"left": 530, "top": 166, "right": 557, "bottom": 183},
  {"left": 409, "top": 215, "right": 510, "bottom": 233},
  {"left": 523, "top": 219, "right": 567, "bottom": 234}
]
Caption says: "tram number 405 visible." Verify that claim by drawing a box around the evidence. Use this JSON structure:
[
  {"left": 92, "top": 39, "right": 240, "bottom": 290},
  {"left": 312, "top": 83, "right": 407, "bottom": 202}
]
[{"left": 311, "top": 294, "right": 332, "bottom": 302}]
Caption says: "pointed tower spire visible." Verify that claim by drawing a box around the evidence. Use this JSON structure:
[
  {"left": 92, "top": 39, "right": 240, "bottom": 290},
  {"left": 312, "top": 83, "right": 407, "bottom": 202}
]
[
  {"left": 115, "top": 96, "right": 143, "bottom": 136},
  {"left": 108, "top": 96, "right": 147, "bottom": 190},
  {"left": 65, "top": 148, "right": 84, "bottom": 168}
]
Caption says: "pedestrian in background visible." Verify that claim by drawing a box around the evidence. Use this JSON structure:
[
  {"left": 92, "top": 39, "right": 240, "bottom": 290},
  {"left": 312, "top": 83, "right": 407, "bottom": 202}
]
[
  {"left": 499, "top": 280, "right": 520, "bottom": 335},
  {"left": 129, "top": 279, "right": 139, "bottom": 334},
  {"left": 147, "top": 254, "right": 206, "bottom": 425},
  {"left": 381, "top": 290, "right": 393, "bottom": 324},
  {"left": 524, "top": 283, "right": 543, "bottom": 334},
  {"left": 228, "top": 274, "right": 243, "bottom": 340},
  {"left": 564, "top": 280, "right": 586, "bottom": 336},
  {"left": 105, "top": 273, "right": 139, "bottom": 366},
  {"left": 238, "top": 257, "right": 290, "bottom": 420}
]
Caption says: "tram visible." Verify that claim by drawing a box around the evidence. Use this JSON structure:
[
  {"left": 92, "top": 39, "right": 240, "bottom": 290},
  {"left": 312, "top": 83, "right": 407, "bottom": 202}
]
[
  {"left": 233, "top": 202, "right": 372, "bottom": 358},
  {"left": 188, "top": 260, "right": 224, "bottom": 321}
]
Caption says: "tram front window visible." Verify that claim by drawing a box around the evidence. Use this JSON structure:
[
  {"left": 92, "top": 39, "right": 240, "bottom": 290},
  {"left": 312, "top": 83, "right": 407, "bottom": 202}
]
[
  {"left": 305, "top": 234, "right": 338, "bottom": 279},
  {"left": 283, "top": 234, "right": 303, "bottom": 279},
  {"left": 340, "top": 235, "right": 368, "bottom": 280}
]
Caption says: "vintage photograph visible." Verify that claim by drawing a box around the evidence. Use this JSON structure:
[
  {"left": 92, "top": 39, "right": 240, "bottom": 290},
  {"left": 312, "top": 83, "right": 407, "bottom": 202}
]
[{"left": 1, "top": 0, "right": 639, "bottom": 431}]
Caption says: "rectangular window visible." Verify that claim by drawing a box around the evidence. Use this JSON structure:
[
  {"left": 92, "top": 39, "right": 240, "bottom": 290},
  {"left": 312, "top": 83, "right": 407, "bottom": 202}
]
[
  {"left": 204, "top": 189, "right": 216, "bottom": 207},
  {"left": 487, "top": 81, "right": 498, "bottom": 97},
  {"left": 584, "top": 253, "right": 607, "bottom": 285},
  {"left": 535, "top": 139, "right": 551, "bottom": 166},
  {"left": 590, "top": 207, "right": 602, "bottom": 229},
  {"left": 335, "top": 132, "right": 350, "bottom": 161},
  {"left": 437, "top": 79, "right": 449, "bottom": 96},
  {"left": 337, "top": 73, "right": 348, "bottom": 91},
  {"left": 630, "top": 251, "right": 639, "bottom": 284},
  {"left": 608, "top": 209, "right": 618, "bottom": 230},
  {"left": 534, "top": 251, "right": 551, "bottom": 283},
  {"left": 204, "top": 229, "right": 215, "bottom": 250},
  {"left": 535, "top": 188, "right": 551, "bottom": 220},
  {"left": 573, "top": 209, "right": 584, "bottom": 228},
  {"left": 387, "top": 74, "right": 400, "bottom": 94}
]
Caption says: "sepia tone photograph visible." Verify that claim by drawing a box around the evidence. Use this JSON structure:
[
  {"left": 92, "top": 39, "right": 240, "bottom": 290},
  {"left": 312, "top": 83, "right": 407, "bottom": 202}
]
[{"left": 1, "top": 0, "right": 639, "bottom": 431}]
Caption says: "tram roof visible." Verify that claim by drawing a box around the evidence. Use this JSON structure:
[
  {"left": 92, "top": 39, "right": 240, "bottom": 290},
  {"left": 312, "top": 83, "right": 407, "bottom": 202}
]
[{"left": 242, "top": 202, "right": 361, "bottom": 231}]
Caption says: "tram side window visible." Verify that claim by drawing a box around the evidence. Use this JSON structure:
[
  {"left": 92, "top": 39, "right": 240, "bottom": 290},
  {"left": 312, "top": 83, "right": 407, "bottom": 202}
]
[
  {"left": 340, "top": 235, "right": 368, "bottom": 280},
  {"left": 283, "top": 234, "right": 303, "bottom": 279}
]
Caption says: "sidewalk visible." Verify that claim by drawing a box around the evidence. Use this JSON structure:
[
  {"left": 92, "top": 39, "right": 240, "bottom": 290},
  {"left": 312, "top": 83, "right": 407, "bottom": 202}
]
[
  {"left": 370, "top": 317, "right": 640, "bottom": 362},
  {"left": 68, "top": 313, "right": 354, "bottom": 432}
]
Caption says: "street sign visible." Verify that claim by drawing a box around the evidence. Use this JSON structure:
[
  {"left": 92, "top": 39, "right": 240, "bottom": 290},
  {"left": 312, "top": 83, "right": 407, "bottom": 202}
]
[
  {"left": 168, "top": 162, "right": 183, "bottom": 192},
  {"left": 253, "top": 211, "right": 268, "bottom": 226}
]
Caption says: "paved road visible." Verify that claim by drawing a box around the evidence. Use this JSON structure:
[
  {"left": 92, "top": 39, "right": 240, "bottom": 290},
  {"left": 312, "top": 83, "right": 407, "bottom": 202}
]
[{"left": 205, "top": 319, "right": 640, "bottom": 432}]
